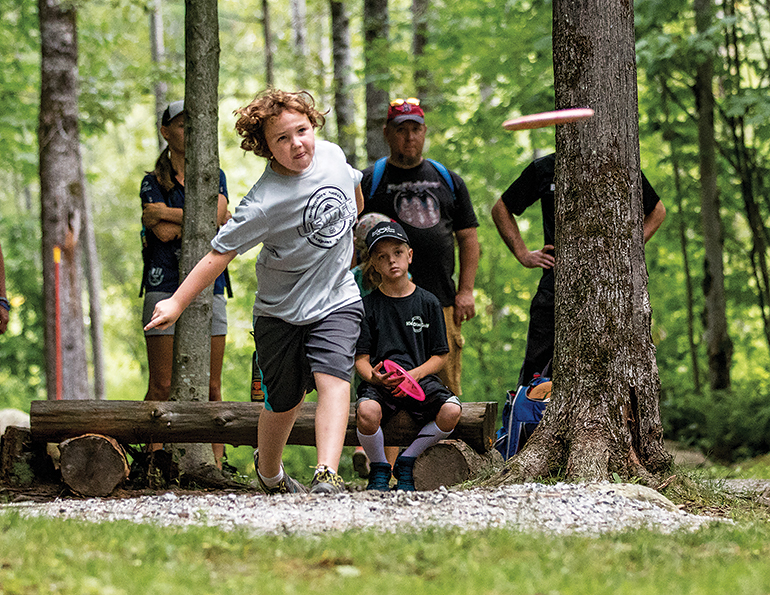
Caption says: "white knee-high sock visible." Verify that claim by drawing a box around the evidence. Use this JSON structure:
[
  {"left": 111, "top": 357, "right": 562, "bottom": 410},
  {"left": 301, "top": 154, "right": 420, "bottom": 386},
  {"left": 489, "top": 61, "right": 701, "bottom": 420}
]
[
  {"left": 401, "top": 421, "right": 452, "bottom": 459},
  {"left": 356, "top": 428, "right": 388, "bottom": 464}
]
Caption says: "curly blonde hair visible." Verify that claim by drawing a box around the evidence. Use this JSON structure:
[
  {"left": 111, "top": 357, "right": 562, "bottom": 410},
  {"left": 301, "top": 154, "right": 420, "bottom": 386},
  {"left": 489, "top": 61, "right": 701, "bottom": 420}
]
[{"left": 234, "top": 89, "right": 326, "bottom": 159}]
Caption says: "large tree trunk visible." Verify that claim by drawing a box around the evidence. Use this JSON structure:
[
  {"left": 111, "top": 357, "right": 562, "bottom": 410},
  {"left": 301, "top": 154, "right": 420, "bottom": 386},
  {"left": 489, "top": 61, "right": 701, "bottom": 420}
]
[
  {"left": 695, "top": 0, "right": 732, "bottom": 391},
  {"left": 364, "top": 0, "right": 390, "bottom": 164},
  {"left": 330, "top": 0, "right": 357, "bottom": 167},
  {"left": 169, "top": 0, "right": 222, "bottom": 474},
  {"left": 488, "top": 0, "right": 671, "bottom": 486},
  {"left": 38, "top": 0, "right": 89, "bottom": 401}
]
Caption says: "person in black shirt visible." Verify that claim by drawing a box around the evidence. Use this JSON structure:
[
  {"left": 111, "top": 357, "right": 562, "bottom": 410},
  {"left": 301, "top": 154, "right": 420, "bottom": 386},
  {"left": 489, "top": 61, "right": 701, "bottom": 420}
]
[
  {"left": 361, "top": 98, "right": 480, "bottom": 397},
  {"left": 491, "top": 152, "right": 666, "bottom": 386},
  {"left": 355, "top": 221, "right": 462, "bottom": 491}
]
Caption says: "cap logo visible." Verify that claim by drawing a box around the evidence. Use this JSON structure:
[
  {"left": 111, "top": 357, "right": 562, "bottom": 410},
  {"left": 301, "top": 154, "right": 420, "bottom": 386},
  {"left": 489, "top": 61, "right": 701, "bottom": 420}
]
[{"left": 372, "top": 225, "right": 396, "bottom": 237}]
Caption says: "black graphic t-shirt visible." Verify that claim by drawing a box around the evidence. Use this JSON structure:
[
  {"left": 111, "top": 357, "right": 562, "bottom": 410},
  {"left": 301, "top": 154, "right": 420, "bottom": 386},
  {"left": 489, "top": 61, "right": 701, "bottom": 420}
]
[
  {"left": 361, "top": 160, "right": 478, "bottom": 307},
  {"left": 356, "top": 286, "right": 449, "bottom": 371}
]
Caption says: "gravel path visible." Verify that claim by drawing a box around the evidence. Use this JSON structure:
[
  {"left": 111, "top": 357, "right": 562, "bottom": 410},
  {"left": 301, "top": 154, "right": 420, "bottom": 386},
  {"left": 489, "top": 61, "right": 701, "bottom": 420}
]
[{"left": 2, "top": 481, "right": 748, "bottom": 537}]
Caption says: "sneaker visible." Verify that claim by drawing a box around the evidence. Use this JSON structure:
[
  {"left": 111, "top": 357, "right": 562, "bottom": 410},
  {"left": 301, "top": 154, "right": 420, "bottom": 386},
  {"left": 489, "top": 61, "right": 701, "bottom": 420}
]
[
  {"left": 352, "top": 448, "right": 370, "bottom": 479},
  {"left": 366, "top": 462, "right": 392, "bottom": 491},
  {"left": 392, "top": 456, "right": 417, "bottom": 491},
  {"left": 254, "top": 451, "right": 307, "bottom": 495},
  {"left": 310, "top": 465, "right": 345, "bottom": 494}
]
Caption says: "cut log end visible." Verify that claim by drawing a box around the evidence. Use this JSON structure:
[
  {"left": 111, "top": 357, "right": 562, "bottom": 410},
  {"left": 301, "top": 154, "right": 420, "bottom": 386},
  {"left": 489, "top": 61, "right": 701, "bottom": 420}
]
[
  {"left": 414, "top": 440, "right": 504, "bottom": 490},
  {"left": 59, "top": 433, "right": 129, "bottom": 497}
]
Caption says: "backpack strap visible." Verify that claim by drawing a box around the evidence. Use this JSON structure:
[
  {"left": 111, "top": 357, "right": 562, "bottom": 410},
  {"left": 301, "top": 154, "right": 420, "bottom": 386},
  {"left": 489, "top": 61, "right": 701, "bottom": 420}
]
[
  {"left": 425, "top": 159, "right": 456, "bottom": 200},
  {"left": 368, "top": 157, "right": 389, "bottom": 199},
  {"left": 368, "top": 157, "right": 456, "bottom": 201}
]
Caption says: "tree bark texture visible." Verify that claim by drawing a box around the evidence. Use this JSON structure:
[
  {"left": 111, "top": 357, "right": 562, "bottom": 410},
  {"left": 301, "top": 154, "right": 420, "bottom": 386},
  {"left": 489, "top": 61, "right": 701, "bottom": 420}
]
[
  {"left": 489, "top": 0, "right": 671, "bottom": 486},
  {"left": 364, "top": 0, "right": 390, "bottom": 164},
  {"left": 59, "top": 433, "right": 129, "bottom": 497},
  {"left": 290, "top": 0, "right": 309, "bottom": 87},
  {"left": 38, "top": 0, "right": 90, "bottom": 401},
  {"left": 414, "top": 440, "right": 503, "bottom": 490},
  {"left": 262, "top": 0, "right": 274, "bottom": 87},
  {"left": 82, "top": 181, "right": 106, "bottom": 400},
  {"left": 330, "top": 0, "right": 357, "bottom": 167},
  {"left": 29, "top": 401, "right": 498, "bottom": 455},
  {"left": 150, "top": 0, "right": 168, "bottom": 151},
  {"left": 695, "top": 0, "right": 732, "bottom": 391}
]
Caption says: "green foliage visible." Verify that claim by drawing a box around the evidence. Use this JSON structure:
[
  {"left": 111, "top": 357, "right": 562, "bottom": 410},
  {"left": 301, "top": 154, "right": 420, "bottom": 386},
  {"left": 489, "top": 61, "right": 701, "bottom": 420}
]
[
  {"left": 662, "top": 380, "right": 770, "bottom": 464},
  {"left": 2, "top": 511, "right": 770, "bottom": 594},
  {"left": 0, "top": 215, "right": 46, "bottom": 409}
]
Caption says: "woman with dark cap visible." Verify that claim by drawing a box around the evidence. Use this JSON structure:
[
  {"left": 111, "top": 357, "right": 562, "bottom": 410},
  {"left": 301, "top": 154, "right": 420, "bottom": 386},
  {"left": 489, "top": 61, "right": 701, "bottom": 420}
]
[{"left": 139, "top": 100, "right": 232, "bottom": 466}]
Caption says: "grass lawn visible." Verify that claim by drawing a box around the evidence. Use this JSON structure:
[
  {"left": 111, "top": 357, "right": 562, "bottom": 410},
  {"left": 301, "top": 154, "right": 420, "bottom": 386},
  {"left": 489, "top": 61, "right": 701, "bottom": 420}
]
[
  {"left": 2, "top": 448, "right": 770, "bottom": 594},
  {"left": 1, "top": 511, "right": 770, "bottom": 595}
]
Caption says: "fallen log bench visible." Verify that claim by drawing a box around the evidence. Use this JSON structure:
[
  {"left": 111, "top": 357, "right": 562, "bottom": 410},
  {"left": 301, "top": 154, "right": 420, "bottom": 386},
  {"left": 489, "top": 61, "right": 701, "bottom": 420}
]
[
  {"left": 24, "top": 400, "right": 499, "bottom": 495},
  {"left": 30, "top": 400, "right": 498, "bottom": 454}
]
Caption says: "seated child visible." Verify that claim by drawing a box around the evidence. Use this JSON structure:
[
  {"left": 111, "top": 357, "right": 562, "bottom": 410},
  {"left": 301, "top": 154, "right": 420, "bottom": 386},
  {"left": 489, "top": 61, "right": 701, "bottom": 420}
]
[{"left": 354, "top": 221, "right": 462, "bottom": 491}]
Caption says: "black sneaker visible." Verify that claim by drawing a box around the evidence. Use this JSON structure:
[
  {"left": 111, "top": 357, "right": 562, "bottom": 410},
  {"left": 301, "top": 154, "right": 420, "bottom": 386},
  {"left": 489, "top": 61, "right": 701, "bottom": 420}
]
[
  {"left": 253, "top": 451, "right": 307, "bottom": 495},
  {"left": 366, "top": 462, "right": 392, "bottom": 491},
  {"left": 392, "top": 455, "right": 417, "bottom": 491},
  {"left": 310, "top": 465, "right": 345, "bottom": 494}
]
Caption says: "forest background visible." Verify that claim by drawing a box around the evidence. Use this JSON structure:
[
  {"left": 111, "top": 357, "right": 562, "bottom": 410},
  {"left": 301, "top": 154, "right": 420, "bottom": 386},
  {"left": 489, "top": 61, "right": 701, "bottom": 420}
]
[{"left": 1, "top": 0, "right": 769, "bottom": 468}]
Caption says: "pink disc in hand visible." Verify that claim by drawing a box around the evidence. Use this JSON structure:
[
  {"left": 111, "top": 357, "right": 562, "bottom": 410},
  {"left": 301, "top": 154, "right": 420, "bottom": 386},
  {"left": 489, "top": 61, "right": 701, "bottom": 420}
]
[{"left": 382, "top": 360, "right": 426, "bottom": 401}]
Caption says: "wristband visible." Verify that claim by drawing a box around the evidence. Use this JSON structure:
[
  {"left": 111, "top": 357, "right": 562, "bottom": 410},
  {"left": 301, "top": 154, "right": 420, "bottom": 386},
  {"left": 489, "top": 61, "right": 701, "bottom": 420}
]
[{"left": 0, "top": 297, "right": 10, "bottom": 311}]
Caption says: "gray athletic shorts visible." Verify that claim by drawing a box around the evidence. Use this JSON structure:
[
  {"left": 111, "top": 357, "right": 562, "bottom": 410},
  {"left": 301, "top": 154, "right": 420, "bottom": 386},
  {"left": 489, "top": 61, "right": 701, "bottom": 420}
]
[
  {"left": 143, "top": 291, "right": 227, "bottom": 337},
  {"left": 253, "top": 301, "right": 364, "bottom": 413}
]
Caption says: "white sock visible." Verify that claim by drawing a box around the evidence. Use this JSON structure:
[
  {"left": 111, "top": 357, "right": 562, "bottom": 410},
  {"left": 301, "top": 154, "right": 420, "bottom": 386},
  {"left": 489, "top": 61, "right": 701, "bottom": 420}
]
[
  {"left": 258, "top": 467, "right": 284, "bottom": 488},
  {"left": 402, "top": 421, "right": 452, "bottom": 459},
  {"left": 315, "top": 464, "right": 337, "bottom": 475},
  {"left": 356, "top": 428, "right": 388, "bottom": 464}
]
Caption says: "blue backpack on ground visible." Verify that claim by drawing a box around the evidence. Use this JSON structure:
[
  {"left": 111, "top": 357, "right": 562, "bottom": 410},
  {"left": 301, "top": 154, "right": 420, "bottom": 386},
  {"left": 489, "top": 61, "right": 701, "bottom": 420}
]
[{"left": 495, "top": 371, "right": 551, "bottom": 460}]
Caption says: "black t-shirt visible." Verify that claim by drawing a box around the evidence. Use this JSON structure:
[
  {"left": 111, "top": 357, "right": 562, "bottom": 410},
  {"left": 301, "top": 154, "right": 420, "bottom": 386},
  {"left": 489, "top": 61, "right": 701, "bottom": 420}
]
[
  {"left": 356, "top": 286, "right": 449, "bottom": 371},
  {"left": 361, "top": 160, "right": 479, "bottom": 307},
  {"left": 500, "top": 153, "right": 662, "bottom": 291}
]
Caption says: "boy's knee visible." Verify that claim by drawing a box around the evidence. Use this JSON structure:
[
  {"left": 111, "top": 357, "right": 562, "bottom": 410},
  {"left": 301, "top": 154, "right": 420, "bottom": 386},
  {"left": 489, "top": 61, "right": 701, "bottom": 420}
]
[
  {"left": 356, "top": 400, "right": 382, "bottom": 433},
  {"left": 436, "top": 402, "right": 462, "bottom": 432}
]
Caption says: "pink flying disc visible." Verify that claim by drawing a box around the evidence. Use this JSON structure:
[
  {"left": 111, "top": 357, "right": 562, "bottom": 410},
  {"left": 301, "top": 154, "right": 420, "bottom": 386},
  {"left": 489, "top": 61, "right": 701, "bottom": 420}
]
[
  {"left": 382, "top": 360, "right": 426, "bottom": 401},
  {"left": 502, "top": 108, "right": 594, "bottom": 131}
]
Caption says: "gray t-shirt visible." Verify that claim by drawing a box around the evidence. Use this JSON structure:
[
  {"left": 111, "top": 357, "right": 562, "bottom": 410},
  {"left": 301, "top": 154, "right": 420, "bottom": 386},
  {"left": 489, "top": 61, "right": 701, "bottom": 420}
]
[{"left": 212, "top": 140, "right": 363, "bottom": 325}]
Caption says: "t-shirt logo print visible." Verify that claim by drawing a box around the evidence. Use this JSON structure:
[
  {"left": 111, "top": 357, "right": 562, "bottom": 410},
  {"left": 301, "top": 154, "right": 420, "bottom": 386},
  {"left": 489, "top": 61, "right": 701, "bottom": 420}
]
[
  {"left": 298, "top": 186, "right": 356, "bottom": 249},
  {"left": 390, "top": 181, "right": 441, "bottom": 229},
  {"left": 406, "top": 316, "right": 429, "bottom": 333}
]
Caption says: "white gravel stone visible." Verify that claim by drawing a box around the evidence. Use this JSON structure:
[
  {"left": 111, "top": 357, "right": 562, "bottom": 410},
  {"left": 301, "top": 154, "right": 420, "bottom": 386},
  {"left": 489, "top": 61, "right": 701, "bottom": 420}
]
[{"left": 2, "top": 482, "right": 728, "bottom": 536}]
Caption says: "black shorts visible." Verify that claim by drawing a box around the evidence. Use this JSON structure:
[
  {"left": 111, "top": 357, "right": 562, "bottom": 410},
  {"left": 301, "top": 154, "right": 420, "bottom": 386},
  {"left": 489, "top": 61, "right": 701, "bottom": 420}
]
[
  {"left": 254, "top": 302, "right": 364, "bottom": 413},
  {"left": 356, "top": 374, "right": 461, "bottom": 427}
]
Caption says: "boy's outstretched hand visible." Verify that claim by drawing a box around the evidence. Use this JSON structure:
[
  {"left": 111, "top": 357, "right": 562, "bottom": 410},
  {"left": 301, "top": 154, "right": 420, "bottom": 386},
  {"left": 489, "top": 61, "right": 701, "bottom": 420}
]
[{"left": 144, "top": 297, "right": 183, "bottom": 331}]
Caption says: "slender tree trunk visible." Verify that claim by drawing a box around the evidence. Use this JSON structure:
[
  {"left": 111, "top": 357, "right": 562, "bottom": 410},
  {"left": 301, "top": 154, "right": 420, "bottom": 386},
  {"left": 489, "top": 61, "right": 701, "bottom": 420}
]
[
  {"left": 150, "top": 0, "right": 167, "bottom": 151},
  {"left": 695, "top": 0, "right": 732, "bottom": 390},
  {"left": 412, "top": 0, "right": 429, "bottom": 100},
  {"left": 170, "top": 0, "right": 222, "bottom": 473},
  {"left": 38, "top": 0, "right": 89, "bottom": 401},
  {"left": 661, "top": 80, "right": 702, "bottom": 393},
  {"left": 364, "top": 0, "right": 390, "bottom": 164},
  {"left": 488, "top": 0, "right": 671, "bottom": 485},
  {"left": 330, "top": 0, "right": 357, "bottom": 166},
  {"left": 262, "top": 0, "right": 274, "bottom": 87},
  {"left": 722, "top": 0, "right": 770, "bottom": 354},
  {"left": 671, "top": 139, "right": 703, "bottom": 394},
  {"left": 290, "top": 0, "right": 309, "bottom": 88},
  {"left": 82, "top": 179, "right": 106, "bottom": 400}
]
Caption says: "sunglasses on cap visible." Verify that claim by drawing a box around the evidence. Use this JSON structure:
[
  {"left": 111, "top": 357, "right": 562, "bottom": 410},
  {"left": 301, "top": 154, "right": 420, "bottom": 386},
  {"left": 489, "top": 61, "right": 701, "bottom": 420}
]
[{"left": 390, "top": 97, "right": 421, "bottom": 107}]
